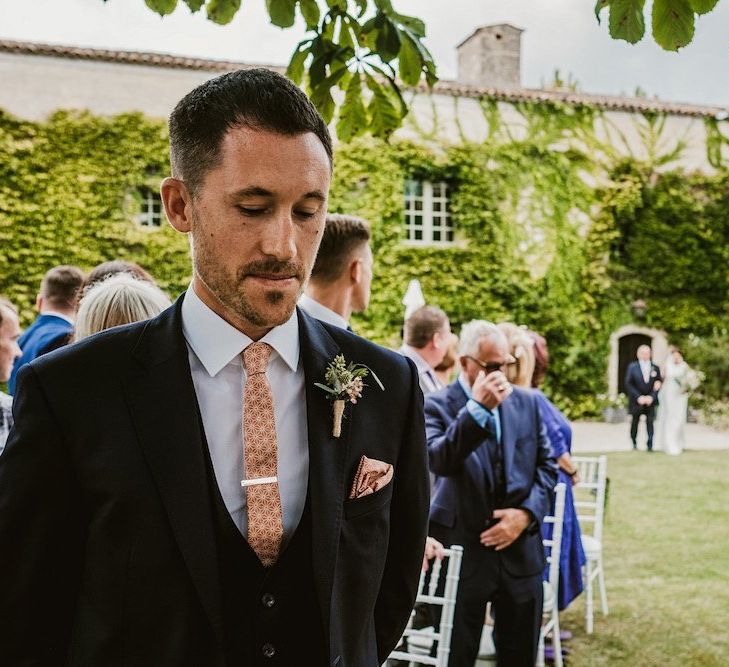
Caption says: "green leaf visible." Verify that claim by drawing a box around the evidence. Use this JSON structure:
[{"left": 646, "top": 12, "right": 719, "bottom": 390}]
[
  {"left": 376, "top": 17, "right": 401, "bottom": 62},
  {"left": 311, "top": 65, "right": 348, "bottom": 123},
  {"left": 353, "top": 0, "right": 367, "bottom": 17},
  {"left": 594, "top": 0, "right": 610, "bottom": 23},
  {"left": 299, "top": 0, "right": 320, "bottom": 29},
  {"left": 337, "top": 74, "right": 368, "bottom": 142},
  {"left": 398, "top": 32, "right": 423, "bottom": 86},
  {"left": 206, "top": 0, "right": 241, "bottom": 24},
  {"left": 266, "top": 0, "right": 297, "bottom": 28},
  {"left": 365, "top": 73, "right": 401, "bottom": 140},
  {"left": 182, "top": 0, "right": 205, "bottom": 11},
  {"left": 608, "top": 0, "right": 646, "bottom": 43},
  {"left": 687, "top": 0, "right": 719, "bottom": 13},
  {"left": 286, "top": 41, "right": 310, "bottom": 85},
  {"left": 394, "top": 12, "right": 426, "bottom": 37},
  {"left": 145, "top": 0, "right": 178, "bottom": 15},
  {"left": 314, "top": 382, "right": 338, "bottom": 395},
  {"left": 652, "top": 0, "right": 695, "bottom": 50}
]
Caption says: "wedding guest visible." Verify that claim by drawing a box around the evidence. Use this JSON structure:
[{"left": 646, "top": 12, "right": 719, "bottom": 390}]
[
  {"left": 625, "top": 344, "right": 662, "bottom": 451},
  {"left": 74, "top": 273, "right": 171, "bottom": 341},
  {"left": 0, "top": 68, "right": 428, "bottom": 666},
  {"left": 499, "top": 323, "right": 587, "bottom": 613},
  {"left": 0, "top": 297, "right": 22, "bottom": 454},
  {"left": 426, "top": 320, "right": 557, "bottom": 667},
  {"left": 299, "top": 213, "right": 372, "bottom": 331},
  {"left": 8, "top": 265, "right": 85, "bottom": 394},
  {"left": 400, "top": 305, "right": 452, "bottom": 396},
  {"left": 83, "top": 259, "right": 157, "bottom": 292},
  {"left": 433, "top": 332, "right": 459, "bottom": 387}
]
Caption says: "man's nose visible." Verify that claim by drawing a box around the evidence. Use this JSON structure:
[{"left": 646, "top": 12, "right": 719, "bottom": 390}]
[{"left": 259, "top": 211, "right": 296, "bottom": 261}]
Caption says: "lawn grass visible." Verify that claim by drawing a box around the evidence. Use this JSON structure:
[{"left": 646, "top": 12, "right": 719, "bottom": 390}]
[{"left": 559, "top": 450, "right": 729, "bottom": 666}]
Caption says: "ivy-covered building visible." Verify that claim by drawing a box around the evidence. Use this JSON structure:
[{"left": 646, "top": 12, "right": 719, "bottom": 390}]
[{"left": 1, "top": 26, "right": 728, "bottom": 417}]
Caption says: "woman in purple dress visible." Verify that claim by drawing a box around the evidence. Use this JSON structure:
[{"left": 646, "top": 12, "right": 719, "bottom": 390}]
[
  {"left": 497, "top": 323, "right": 586, "bottom": 611},
  {"left": 529, "top": 331, "right": 586, "bottom": 611}
]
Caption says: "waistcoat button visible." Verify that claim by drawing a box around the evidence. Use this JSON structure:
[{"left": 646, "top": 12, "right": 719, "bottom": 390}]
[
  {"left": 262, "top": 643, "right": 276, "bottom": 658},
  {"left": 261, "top": 593, "right": 276, "bottom": 608}
]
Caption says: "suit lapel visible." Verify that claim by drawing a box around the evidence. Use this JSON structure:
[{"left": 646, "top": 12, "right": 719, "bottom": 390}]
[
  {"left": 297, "top": 309, "right": 350, "bottom": 655},
  {"left": 499, "top": 394, "right": 517, "bottom": 486},
  {"left": 123, "top": 298, "right": 224, "bottom": 646}
]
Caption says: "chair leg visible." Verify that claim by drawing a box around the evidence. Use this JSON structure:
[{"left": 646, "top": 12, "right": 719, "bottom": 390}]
[
  {"left": 536, "top": 629, "right": 545, "bottom": 667},
  {"left": 598, "top": 556, "right": 609, "bottom": 616},
  {"left": 552, "top": 609, "right": 563, "bottom": 667},
  {"left": 584, "top": 561, "right": 594, "bottom": 634}
]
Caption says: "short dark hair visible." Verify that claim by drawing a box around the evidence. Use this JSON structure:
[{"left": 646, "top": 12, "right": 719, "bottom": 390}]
[
  {"left": 40, "top": 265, "right": 85, "bottom": 310},
  {"left": 84, "top": 260, "right": 156, "bottom": 293},
  {"left": 405, "top": 305, "right": 449, "bottom": 349},
  {"left": 0, "top": 296, "right": 17, "bottom": 328},
  {"left": 169, "top": 68, "right": 333, "bottom": 195},
  {"left": 310, "top": 214, "right": 371, "bottom": 284}
]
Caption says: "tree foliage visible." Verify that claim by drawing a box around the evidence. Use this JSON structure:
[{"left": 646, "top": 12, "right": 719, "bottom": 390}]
[
  {"left": 595, "top": 0, "right": 721, "bottom": 51},
  {"left": 116, "top": 0, "right": 437, "bottom": 141}
]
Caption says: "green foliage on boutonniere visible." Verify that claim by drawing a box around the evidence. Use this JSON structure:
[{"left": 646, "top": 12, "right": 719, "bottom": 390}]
[{"left": 315, "top": 354, "right": 384, "bottom": 404}]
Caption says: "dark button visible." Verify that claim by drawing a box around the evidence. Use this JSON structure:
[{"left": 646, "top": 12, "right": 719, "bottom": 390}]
[
  {"left": 261, "top": 593, "right": 276, "bottom": 608},
  {"left": 262, "top": 643, "right": 276, "bottom": 659}
]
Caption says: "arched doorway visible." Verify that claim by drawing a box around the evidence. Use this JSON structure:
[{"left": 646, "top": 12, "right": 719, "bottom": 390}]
[
  {"left": 608, "top": 325, "right": 669, "bottom": 397},
  {"left": 617, "top": 333, "right": 652, "bottom": 395}
]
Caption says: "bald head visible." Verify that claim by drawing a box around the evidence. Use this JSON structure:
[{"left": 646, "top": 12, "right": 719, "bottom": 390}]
[{"left": 637, "top": 345, "right": 652, "bottom": 361}]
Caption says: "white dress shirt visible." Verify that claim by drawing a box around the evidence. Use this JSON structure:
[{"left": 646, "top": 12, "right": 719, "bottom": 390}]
[
  {"left": 639, "top": 359, "right": 652, "bottom": 384},
  {"left": 399, "top": 344, "right": 443, "bottom": 396},
  {"left": 181, "top": 287, "right": 308, "bottom": 545},
  {"left": 298, "top": 293, "right": 349, "bottom": 330}
]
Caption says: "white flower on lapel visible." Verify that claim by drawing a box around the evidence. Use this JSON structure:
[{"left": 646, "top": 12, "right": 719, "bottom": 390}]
[{"left": 314, "top": 354, "right": 384, "bottom": 438}]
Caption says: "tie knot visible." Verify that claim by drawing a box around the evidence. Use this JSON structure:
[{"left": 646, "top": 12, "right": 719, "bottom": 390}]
[{"left": 243, "top": 342, "right": 273, "bottom": 375}]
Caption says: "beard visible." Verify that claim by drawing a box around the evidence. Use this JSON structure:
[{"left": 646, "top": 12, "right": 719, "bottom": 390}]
[{"left": 190, "top": 212, "right": 306, "bottom": 329}]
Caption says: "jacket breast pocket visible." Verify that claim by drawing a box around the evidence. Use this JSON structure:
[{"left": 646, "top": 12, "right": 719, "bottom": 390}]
[{"left": 343, "top": 481, "right": 394, "bottom": 520}]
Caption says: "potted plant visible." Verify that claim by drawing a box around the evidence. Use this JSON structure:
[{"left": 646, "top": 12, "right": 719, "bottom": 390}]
[{"left": 598, "top": 393, "right": 628, "bottom": 423}]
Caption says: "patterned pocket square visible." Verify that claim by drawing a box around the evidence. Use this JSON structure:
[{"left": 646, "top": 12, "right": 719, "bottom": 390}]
[{"left": 348, "top": 455, "right": 393, "bottom": 500}]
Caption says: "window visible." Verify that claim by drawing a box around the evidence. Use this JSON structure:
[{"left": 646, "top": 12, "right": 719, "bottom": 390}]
[
  {"left": 136, "top": 189, "right": 163, "bottom": 228},
  {"left": 404, "top": 179, "right": 454, "bottom": 245}
]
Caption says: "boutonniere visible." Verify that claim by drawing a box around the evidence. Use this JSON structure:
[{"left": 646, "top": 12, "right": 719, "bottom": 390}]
[
  {"left": 651, "top": 370, "right": 657, "bottom": 377},
  {"left": 315, "top": 354, "right": 385, "bottom": 437}
]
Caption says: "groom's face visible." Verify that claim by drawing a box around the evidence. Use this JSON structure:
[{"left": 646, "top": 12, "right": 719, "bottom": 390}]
[{"left": 187, "top": 126, "right": 331, "bottom": 334}]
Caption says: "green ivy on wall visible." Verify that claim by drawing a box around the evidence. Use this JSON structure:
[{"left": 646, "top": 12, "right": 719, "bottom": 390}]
[{"left": 1, "top": 103, "right": 727, "bottom": 418}]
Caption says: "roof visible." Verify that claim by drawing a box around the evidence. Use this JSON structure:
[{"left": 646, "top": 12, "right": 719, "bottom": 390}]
[
  {"left": 0, "top": 38, "right": 726, "bottom": 120},
  {"left": 456, "top": 23, "right": 525, "bottom": 49}
]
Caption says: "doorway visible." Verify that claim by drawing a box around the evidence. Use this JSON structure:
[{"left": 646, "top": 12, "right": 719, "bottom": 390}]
[{"left": 618, "top": 333, "right": 652, "bottom": 395}]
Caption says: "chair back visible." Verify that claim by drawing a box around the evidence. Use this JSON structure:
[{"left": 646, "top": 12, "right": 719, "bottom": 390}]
[
  {"left": 571, "top": 455, "right": 608, "bottom": 543},
  {"left": 387, "top": 544, "right": 464, "bottom": 667},
  {"left": 543, "top": 482, "right": 567, "bottom": 593}
]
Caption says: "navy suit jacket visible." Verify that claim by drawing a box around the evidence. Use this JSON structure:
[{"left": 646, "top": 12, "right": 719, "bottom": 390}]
[
  {"left": 0, "top": 298, "right": 429, "bottom": 667},
  {"left": 625, "top": 361, "right": 662, "bottom": 414},
  {"left": 425, "top": 381, "right": 557, "bottom": 577},
  {"left": 8, "top": 314, "right": 74, "bottom": 394}
]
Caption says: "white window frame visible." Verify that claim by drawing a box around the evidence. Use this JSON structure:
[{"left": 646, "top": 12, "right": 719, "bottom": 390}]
[
  {"left": 404, "top": 179, "right": 454, "bottom": 246},
  {"left": 136, "top": 189, "right": 163, "bottom": 229}
]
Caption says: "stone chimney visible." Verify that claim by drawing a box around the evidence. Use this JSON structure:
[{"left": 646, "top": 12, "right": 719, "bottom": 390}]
[{"left": 456, "top": 24, "right": 523, "bottom": 89}]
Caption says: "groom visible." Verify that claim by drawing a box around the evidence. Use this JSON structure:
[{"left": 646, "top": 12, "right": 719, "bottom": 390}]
[
  {"left": 625, "top": 344, "right": 662, "bottom": 451},
  {"left": 0, "top": 69, "right": 429, "bottom": 666}
]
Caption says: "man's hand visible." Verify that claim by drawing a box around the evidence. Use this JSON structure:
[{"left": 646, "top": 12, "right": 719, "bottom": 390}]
[
  {"left": 422, "top": 536, "right": 446, "bottom": 572},
  {"left": 471, "top": 370, "right": 512, "bottom": 411},
  {"left": 479, "top": 509, "right": 531, "bottom": 551}
]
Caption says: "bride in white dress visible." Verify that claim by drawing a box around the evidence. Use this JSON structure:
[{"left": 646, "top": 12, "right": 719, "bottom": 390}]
[{"left": 656, "top": 348, "right": 695, "bottom": 455}]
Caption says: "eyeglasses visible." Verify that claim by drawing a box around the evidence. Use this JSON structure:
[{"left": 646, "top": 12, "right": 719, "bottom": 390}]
[{"left": 465, "top": 355, "right": 516, "bottom": 374}]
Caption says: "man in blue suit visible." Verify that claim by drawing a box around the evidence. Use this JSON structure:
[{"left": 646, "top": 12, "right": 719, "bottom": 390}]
[
  {"left": 624, "top": 344, "right": 662, "bottom": 451},
  {"left": 8, "top": 265, "right": 85, "bottom": 394},
  {"left": 425, "top": 320, "right": 557, "bottom": 667}
]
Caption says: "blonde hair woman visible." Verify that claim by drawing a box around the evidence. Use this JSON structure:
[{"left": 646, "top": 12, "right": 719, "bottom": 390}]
[
  {"left": 74, "top": 272, "right": 171, "bottom": 341},
  {"left": 496, "top": 322, "right": 535, "bottom": 388}
]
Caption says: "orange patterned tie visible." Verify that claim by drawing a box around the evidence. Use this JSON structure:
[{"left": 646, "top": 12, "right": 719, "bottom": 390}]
[{"left": 242, "top": 342, "right": 283, "bottom": 567}]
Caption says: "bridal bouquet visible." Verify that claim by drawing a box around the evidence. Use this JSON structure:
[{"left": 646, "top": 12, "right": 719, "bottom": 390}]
[{"left": 676, "top": 367, "right": 702, "bottom": 394}]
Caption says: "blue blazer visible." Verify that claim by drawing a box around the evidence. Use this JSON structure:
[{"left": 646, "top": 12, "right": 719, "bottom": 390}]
[
  {"left": 425, "top": 381, "right": 557, "bottom": 577},
  {"left": 624, "top": 360, "right": 662, "bottom": 414},
  {"left": 8, "top": 314, "right": 74, "bottom": 394}
]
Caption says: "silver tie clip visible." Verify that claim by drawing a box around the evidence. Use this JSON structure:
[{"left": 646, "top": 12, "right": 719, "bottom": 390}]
[{"left": 240, "top": 476, "right": 278, "bottom": 488}]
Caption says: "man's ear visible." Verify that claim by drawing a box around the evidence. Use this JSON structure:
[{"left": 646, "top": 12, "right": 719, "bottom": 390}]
[
  {"left": 161, "top": 177, "right": 193, "bottom": 233},
  {"left": 35, "top": 294, "right": 42, "bottom": 312},
  {"left": 431, "top": 331, "right": 443, "bottom": 350},
  {"left": 350, "top": 257, "right": 363, "bottom": 285}
]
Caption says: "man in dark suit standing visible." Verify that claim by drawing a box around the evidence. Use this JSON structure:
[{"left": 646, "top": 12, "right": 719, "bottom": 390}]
[
  {"left": 0, "top": 69, "right": 429, "bottom": 667},
  {"left": 7, "top": 264, "right": 85, "bottom": 394},
  {"left": 625, "top": 344, "right": 662, "bottom": 451},
  {"left": 425, "top": 320, "right": 557, "bottom": 667}
]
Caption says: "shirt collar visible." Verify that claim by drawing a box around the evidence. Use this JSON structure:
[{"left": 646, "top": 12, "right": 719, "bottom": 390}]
[
  {"left": 399, "top": 344, "right": 432, "bottom": 376},
  {"left": 298, "top": 294, "right": 349, "bottom": 330},
  {"left": 458, "top": 372, "right": 472, "bottom": 398},
  {"left": 181, "top": 285, "right": 300, "bottom": 377},
  {"left": 41, "top": 310, "right": 74, "bottom": 325}
]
